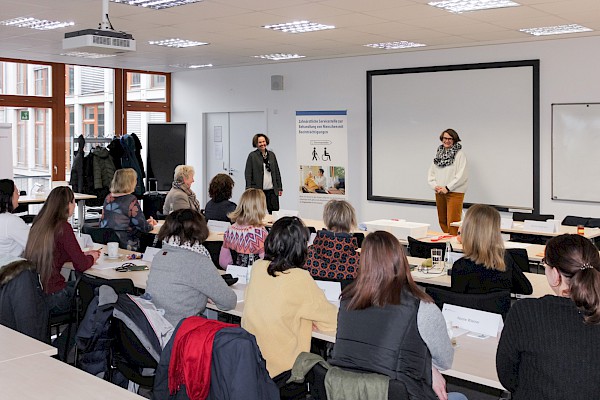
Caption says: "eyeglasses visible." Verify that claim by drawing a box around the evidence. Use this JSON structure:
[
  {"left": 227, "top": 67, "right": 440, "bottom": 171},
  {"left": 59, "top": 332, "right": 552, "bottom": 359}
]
[{"left": 442, "top": 137, "right": 454, "bottom": 141}]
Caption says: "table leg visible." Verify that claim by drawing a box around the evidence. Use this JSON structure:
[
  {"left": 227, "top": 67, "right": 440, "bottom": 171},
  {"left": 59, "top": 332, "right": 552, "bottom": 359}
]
[{"left": 77, "top": 199, "right": 86, "bottom": 234}]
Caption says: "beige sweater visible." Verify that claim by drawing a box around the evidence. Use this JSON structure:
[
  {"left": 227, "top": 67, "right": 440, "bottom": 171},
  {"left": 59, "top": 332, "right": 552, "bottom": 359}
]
[
  {"left": 242, "top": 259, "right": 338, "bottom": 377},
  {"left": 427, "top": 150, "right": 468, "bottom": 193}
]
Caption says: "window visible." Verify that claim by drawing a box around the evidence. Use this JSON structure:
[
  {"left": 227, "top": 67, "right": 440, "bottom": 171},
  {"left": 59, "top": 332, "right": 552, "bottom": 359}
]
[
  {"left": 0, "top": 63, "right": 3, "bottom": 93},
  {"left": 65, "top": 66, "right": 74, "bottom": 96},
  {"left": 150, "top": 74, "right": 166, "bottom": 88},
  {"left": 34, "top": 109, "right": 49, "bottom": 168},
  {"left": 16, "top": 110, "right": 27, "bottom": 166},
  {"left": 128, "top": 72, "right": 141, "bottom": 91},
  {"left": 83, "top": 104, "right": 105, "bottom": 138},
  {"left": 65, "top": 106, "right": 74, "bottom": 172},
  {"left": 34, "top": 67, "right": 48, "bottom": 96},
  {"left": 16, "top": 63, "right": 27, "bottom": 95}
]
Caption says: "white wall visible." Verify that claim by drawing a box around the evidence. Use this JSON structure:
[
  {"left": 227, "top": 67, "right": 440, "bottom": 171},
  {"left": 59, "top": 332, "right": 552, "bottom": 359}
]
[{"left": 172, "top": 35, "right": 600, "bottom": 227}]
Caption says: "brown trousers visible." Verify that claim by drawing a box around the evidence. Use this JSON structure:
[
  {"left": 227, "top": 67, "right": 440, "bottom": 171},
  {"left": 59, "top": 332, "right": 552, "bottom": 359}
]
[{"left": 435, "top": 192, "right": 464, "bottom": 235}]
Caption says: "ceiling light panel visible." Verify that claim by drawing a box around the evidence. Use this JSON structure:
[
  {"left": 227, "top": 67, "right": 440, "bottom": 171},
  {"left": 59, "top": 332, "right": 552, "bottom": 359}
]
[
  {"left": 110, "top": 0, "right": 201, "bottom": 10},
  {"left": 60, "top": 52, "right": 117, "bottom": 59},
  {"left": 428, "top": 0, "right": 520, "bottom": 13},
  {"left": 263, "top": 21, "right": 335, "bottom": 34},
  {"left": 253, "top": 54, "right": 306, "bottom": 61},
  {"left": 148, "top": 38, "right": 208, "bottom": 48},
  {"left": 519, "top": 24, "right": 593, "bottom": 36},
  {"left": 170, "top": 63, "right": 213, "bottom": 68},
  {"left": 364, "top": 41, "right": 427, "bottom": 50},
  {"left": 0, "top": 17, "right": 74, "bottom": 30}
]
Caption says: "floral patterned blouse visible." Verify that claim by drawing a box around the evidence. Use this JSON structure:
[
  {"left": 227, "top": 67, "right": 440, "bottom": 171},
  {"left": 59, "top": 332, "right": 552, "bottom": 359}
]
[{"left": 99, "top": 193, "right": 152, "bottom": 250}]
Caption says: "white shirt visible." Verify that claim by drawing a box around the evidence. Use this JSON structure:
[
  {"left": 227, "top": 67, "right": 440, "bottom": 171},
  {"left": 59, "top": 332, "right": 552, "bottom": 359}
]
[
  {"left": 314, "top": 175, "right": 327, "bottom": 190},
  {"left": 427, "top": 150, "right": 468, "bottom": 193},
  {"left": 262, "top": 164, "right": 274, "bottom": 190},
  {"left": 0, "top": 212, "right": 30, "bottom": 257}
]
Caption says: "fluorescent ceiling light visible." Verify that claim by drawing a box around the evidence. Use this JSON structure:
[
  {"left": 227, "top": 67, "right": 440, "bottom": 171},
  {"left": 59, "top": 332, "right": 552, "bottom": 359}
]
[
  {"left": 148, "top": 38, "right": 208, "bottom": 48},
  {"left": 364, "top": 41, "right": 427, "bottom": 50},
  {"left": 520, "top": 24, "right": 593, "bottom": 36},
  {"left": 0, "top": 17, "right": 74, "bottom": 30},
  {"left": 170, "top": 63, "right": 213, "bottom": 68},
  {"left": 110, "top": 0, "right": 201, "bottom": 10},
  {"left": 60, "top": 51, "right": 117, "bottom": 59},
  {"left": 253, "top": 54, "right": 306, "bottom": 61},
  {"left": 263, "top": 21, "right": 335, "bottom": 34},
  {"left": 428, "top": 0, "right": 520, "bottom": 13}
]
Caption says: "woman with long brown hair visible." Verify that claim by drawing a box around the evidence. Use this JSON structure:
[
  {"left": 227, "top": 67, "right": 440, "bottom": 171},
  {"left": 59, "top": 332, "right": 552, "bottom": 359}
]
[
  {"left": 330, "top": 231, "right": 465, "bottom": 400},
  {"left": 497, "top": 234, "right": 600, "bottom": 399},
  {"left": 24, "top": 186, "right": 100, "bottom": 316}
]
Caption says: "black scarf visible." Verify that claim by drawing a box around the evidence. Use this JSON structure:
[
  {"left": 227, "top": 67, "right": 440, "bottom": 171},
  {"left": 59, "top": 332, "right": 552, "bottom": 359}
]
[{"left": 433, "top": 143, "right": 462, "bottom": 167}]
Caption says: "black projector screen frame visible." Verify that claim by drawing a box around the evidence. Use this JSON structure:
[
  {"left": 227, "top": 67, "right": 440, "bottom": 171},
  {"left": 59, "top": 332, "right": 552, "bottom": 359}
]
[
  {"left": 367, "top": 60, "right": 540, "bottom": 212},
  {"left": 147, "top": 123, "right": 186, "bottom": 191}
]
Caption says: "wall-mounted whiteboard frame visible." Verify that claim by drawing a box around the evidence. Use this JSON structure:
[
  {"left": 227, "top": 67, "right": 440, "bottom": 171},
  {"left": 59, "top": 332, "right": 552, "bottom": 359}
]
[
  {"left": 552, "top": 103, "right": 600, "bottom": 203},
  {"left": 367, "top": 60, "right": 540, "bottom": 212}
]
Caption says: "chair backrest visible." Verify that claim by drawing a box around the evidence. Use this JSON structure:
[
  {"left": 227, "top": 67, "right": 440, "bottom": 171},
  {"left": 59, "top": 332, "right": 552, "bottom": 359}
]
[
  {"left": 505, "top": 248, "right": 530, "bottom": 273},
  {"left": 512, "top": 212, "right": 555, "bottom": 222},
  {"left": 407, "top": 236, "right": 449, "bottom": 259},
  {"left": 307, "top": 226, "right": 317, "bottom": 234},
  {"left": 586, "top": 218, "right": 600, "bottom": 228},
  {"left": 562, "top": 215, "right": 590, "bottom": 226},
  {"left": 203, "top": 240, "right": 223, "bottom": 269},
  {"left": 76, "top": 274, "right": 135, "bottom": 323},
  {"left": 426, "top": 287, "right": 511, "bottom": 320},
  {"left": 307, "top": 362, "right": 409, "bottom": 400},
  {"left": 81, "top": 224, "right": 121, "bottom": 245},
  {"left": 352, "top": 232, "right": 365, "bottom": 248}
]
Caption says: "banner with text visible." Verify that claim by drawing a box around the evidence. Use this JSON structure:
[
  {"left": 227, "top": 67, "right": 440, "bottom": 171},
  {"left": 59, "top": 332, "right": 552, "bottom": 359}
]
[{"left": 296, "top": 110, "right": 347, "bottom": 219}]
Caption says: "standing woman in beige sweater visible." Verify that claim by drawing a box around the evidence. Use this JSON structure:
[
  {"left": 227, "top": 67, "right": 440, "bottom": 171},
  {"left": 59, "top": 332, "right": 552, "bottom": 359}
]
[{"left": 427, "top": 129, "right": 468, "bottom": 235}]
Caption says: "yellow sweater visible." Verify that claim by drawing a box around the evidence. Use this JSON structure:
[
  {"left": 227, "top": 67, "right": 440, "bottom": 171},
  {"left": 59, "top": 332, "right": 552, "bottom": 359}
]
[{"left": 242, "top": 259, "right": 338, "bottom": 377}]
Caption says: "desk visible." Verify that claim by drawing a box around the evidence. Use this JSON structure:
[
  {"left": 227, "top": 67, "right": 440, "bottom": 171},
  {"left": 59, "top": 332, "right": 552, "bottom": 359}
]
[
  {"left": 451, "top": 220, "right": 600, "bottom": 240},
  {"left": 0, "top": 353, "right": 144, "bottom": 399},
  {"left": 20, "top": 192, "right": 97, "bottom": 232},
  {"left": 0, "top": 324, "right": 56, "bottom": 363}
]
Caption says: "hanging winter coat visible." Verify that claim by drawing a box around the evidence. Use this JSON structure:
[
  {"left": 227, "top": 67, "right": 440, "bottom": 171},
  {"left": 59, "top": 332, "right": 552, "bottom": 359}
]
[
  {"left": 108, "top": 136, "right": 124, "bottom": 170},
  {"left": 92, "top": 147, "right": 116, "bottom": 190},
  {"left": 70, "top": 135, "right": 86, "bottom": 193},
  {"left": 120, "top": 134, "right": 145, "bottom": 196},
  {"left": 131, "top": 133, "right": 146, "bottom": 179}
]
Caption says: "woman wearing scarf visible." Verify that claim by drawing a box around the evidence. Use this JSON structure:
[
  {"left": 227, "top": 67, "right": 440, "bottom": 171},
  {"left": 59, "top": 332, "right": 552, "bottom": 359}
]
[
  {"left": 245, "top": 133, "right": 282, "bottom": 214},
  {"left": 163, "top": 165, "right": 201, "bottom": 214},
  {"left": 427, "top": 129, "right": 468, "bottom": 235}
]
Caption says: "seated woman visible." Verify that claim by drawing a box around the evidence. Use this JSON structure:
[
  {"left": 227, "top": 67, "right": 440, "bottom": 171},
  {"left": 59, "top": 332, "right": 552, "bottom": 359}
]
[
  {"left": 497, "top": 234, "right": 600, "bottom": 399},
  {"left": 218, "top": 188, "right": 268, "bottom": 268},
  {"left": 204, "top": 173, "right": 237, "bottom": 222},
  {"left": 100, "top": 168, "right": 156, "bottom": 250},
  {"left": 242, "top": 216, "right": 337, "bottom": 396},
  {"left": 302, "top": 171, "right": 319, "bottom": 193},
  {"left": 163, "top": 165, "right": 200, "bottom": 214},
  {"left": 451, "top": 204, "right": 532, "bottom": 295},
  {"left": 0, "top": 179, "right": 29, "bottom": 256},
  {"left": 305, "top": 199, "right": 360, "bottom": 281},
  {"left": 330, "top": 231, "right": 465, "bottom": 400},
  {"left": 24, "top": 186, "right": 100, "bottom": 316},
  {"left": 146, "top": 209, "right": 236, "bottom": 326}
]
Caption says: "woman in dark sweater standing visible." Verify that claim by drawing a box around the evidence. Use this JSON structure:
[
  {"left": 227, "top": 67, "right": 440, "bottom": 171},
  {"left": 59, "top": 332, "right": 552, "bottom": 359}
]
[
  {"left": 496, "top": 234, "right": 600, "bottom": 399},
  {"left": 244, "top": 133, "right": 282, "bottom": 214},
  {"left": 24, "top": 186, "right": 100, "bottom": 316},
  {"left": 451, "top": 204, "right": 532, "bottom": 295}
]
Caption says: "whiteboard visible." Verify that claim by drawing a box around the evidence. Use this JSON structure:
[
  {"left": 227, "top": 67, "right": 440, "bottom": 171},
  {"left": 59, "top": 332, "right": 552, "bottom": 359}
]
[
  {"left": 367, "top": 60, "right": 539, "bottom": 211},
  {"left": 552, "top": 103, "right": 600, "bottom": 203}
]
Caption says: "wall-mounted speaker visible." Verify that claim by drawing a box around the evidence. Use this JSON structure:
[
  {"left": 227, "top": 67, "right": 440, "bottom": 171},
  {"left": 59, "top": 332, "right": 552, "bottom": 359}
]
[{"left": 271, "top": 75, "right": 284, "bottom": 90}]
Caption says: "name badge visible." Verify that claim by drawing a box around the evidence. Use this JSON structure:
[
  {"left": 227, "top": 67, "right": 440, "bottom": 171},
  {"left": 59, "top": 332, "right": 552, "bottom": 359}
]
[{"left": 442, "top": 304, "right": 503, "bottom": 338}]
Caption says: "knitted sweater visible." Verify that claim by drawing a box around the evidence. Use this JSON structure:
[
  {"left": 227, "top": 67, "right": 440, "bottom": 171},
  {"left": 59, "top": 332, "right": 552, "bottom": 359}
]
[
  {"left": 496, "top": 295, "right": 600, "bottom": 400},
  {"left": 242, "top": 260, "right": 338, "bottom": 377},
  {"left": 427, "top": 150, "right": 468, "bottom": 193},
  {"left": 219, "top": 224, "right": 268, "bottom": 268},
  {"left": 305, "top": 230, "right": 359, "bottom": 280},
  {"left": 146, "top": 243, "right": 237, "bottom": 326}
]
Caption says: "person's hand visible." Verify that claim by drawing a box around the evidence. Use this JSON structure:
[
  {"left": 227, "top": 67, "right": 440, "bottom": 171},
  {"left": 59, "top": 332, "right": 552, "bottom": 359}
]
[
  {"left": 439, "top": 186, "right": 449, "bottom": 194},
  {"left": 434, "top": 186, "right": 443, "bottom": 193},
  {"left": 85, "top": 249, "right": 101, "bottom": 263},
  {"left": 278, "top": 190, "right": 283, "bottom": 196},
  {"left": 147, "top": 216, "right": 157, "bottom": 226},
  {"left": 431, "top": 367, "right": 448, "bottom": 400}
]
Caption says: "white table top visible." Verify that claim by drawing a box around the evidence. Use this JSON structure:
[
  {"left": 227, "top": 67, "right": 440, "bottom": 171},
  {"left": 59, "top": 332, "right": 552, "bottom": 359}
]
[
  {"left": 0, "top": 353, "right": 144, "bottom": 399},
  {"left": 19, "top": 192, "right": 96, "bottom": 204},
  {"left": 0, "top": 324, "right": 56, "bottom": 363}
]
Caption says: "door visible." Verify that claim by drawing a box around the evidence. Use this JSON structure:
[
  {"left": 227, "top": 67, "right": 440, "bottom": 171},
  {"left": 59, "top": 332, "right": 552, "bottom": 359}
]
[{"left": 204, "top": 111, "right": 266, "bottom": 205}]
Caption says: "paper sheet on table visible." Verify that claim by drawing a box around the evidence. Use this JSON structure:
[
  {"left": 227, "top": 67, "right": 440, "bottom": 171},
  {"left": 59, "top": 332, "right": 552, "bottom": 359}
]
[
  {"left": 143, "top": 247, "right": 161, "bottom": 262},
  {"left": 503, "top": 241, "right": 532, "bottom": 249},
  {"left": 232, "top": 289, "right": 244, "bottom": 303},
  {"left": 315, "top": 280, "right": 342, "bottom": 302}
]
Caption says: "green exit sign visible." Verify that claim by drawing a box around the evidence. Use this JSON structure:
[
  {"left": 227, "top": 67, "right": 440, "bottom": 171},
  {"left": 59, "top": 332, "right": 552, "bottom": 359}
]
[{"left": 20, "top": 111, "right": 29, "bottom": 121}]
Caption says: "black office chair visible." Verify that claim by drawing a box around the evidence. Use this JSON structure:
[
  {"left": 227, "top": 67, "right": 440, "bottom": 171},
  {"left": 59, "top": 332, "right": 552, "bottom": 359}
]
[
  {"left": 505, "top": 248, "right": 530, "bottom": 273},
  {"left": 352, "top": 232, "right": 365, "bottom": 248},
  {"left": 81, "top": 223, "right": 121, "bottom": 245},
  {"left": 306, "top": 362, "right": 409, "bottom": 400},
  {"left": 307, "top": 226, "right": 317, "bottom": 234},
  {"left": 586, "top": 218, "right": 600, "bottom": 228},
  {"left": 204, "top": 240, "right": 224, "bottom": 269},
  {"left": 562, "top": 215, "right": 590, "bottom": 227},
  {"left": 407, "top": 236, "right": 450, "bottom": 259},
  {"left": 426, "top": 287, "right": 511, "bottom": 320},
  {"left": 75, "top": 274, "right": 136, "bottom": 324},
  {"left": 512, "top": 212, "right": 555, "bottom": 222}
]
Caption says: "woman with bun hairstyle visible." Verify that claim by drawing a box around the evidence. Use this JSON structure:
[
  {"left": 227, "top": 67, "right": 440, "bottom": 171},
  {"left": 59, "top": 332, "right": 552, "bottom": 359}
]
[{"left": 496, "top": 234, "right": 600, "bottom": 399}]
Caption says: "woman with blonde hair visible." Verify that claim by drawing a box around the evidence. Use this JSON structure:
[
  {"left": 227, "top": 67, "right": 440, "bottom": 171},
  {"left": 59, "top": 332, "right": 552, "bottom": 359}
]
[
  {"left": 100, "top": 168, "right": 156, "bottom": 250},
  {"left": 497, "top": 234, "right": 600, "bottom": 399},
  {"left": 305, "top": 199, "right": 360, "bottom": 281},
  {"left": 163, "top": 165, "right": 200, "bottom": 214},
  {"left": 451, "top": 204, "right": 532, "bottom": 294},
  {"left": 218, "top": 188, "right": 268, "bottom": 268},
  {"left": 24, "top": 186, "right": 100, "bottom": 316}
]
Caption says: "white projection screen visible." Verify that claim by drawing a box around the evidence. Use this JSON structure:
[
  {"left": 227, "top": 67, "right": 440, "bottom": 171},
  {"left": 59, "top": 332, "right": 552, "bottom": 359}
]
[{"left": 367, "top": 60, "right": 540, "bottom": 212}]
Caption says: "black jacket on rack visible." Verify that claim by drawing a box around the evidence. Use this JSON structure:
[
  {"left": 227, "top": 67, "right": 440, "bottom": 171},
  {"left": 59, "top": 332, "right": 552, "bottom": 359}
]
[
  {"left": 108, "top": 136, "right": 124, "bottom": 170},
  {"left": 69, "top": 135, "right": 86, "bottom": 193},
  {"left": 131, "top": 133, "right": 146, "bottom": 179}
]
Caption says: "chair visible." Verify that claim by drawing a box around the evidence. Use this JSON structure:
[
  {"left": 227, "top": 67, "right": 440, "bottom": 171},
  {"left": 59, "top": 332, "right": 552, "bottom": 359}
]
[
  {"left": 586, "top": 218, "right": 600, "bottom": 228},
  {"left": 352, "top": 232, "right": 365, "bottom": 248},
  {"left": 204, "top": 240, "right": 224, "bottom": 269},
  {"left": 512, "top": 212, "right": 554, "bottom": 222},
  {"left": 75, "top": 274, "right": 135, "bottom": 324},
  {"left": 562, "top": 215, "right": 590, "bottom": 226},
  {"left": 425, "top": 287, "right": 511, "bottom": 320},
  {"left": 306, "top": 362, "right": 409, "bottom": 400},
  {"left": 308, "top": 226, "right": 317, "bottom": 234},
  {"left": 81, "top": 223, "right": 121, "bottom": 246},
  {"left": 407, "top": 236, "right": 450, "bottom": 259},
  {"left": 505, "top": 248, "right": 530, "bottom": 273}
]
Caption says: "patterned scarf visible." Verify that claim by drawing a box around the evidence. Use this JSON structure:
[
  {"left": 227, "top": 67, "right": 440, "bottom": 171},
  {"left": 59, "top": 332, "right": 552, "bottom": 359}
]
[
  {"left": 433, "top": 142, "right": 462, "bottom": 167},
  {"left": 172, "top": 181, "right": 200, "bottom": 211},
  {"left": 163, "top": 236, "right": 211, "bottom": 259}
]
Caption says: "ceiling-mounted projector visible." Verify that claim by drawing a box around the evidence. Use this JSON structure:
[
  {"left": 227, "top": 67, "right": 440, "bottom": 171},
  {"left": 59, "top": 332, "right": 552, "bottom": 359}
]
[{"left": 63, "top": 29, "right": 136, "bottom": 54}]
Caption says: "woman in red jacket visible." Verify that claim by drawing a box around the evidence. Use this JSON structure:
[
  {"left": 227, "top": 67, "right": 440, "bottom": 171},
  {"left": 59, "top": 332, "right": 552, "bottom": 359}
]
[{"left": 24, "top": 186, "right": 100, "bottom": 316}]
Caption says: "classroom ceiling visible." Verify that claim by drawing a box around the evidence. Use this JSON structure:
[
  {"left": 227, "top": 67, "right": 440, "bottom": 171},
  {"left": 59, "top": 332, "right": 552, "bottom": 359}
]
[{"left": 0, "top": 0, "right": 599, "bottom": 72}]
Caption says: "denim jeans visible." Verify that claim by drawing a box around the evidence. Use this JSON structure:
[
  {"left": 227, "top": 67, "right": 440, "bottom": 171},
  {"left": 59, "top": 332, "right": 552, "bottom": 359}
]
[{"left": 47, "top": 281, "right": 75, "bottom": 316}]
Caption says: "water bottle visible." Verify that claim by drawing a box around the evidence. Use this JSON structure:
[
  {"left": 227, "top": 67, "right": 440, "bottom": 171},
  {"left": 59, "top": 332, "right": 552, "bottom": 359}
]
[{"left": 444, "top": 241, "right": 452, "bottom": 270}]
